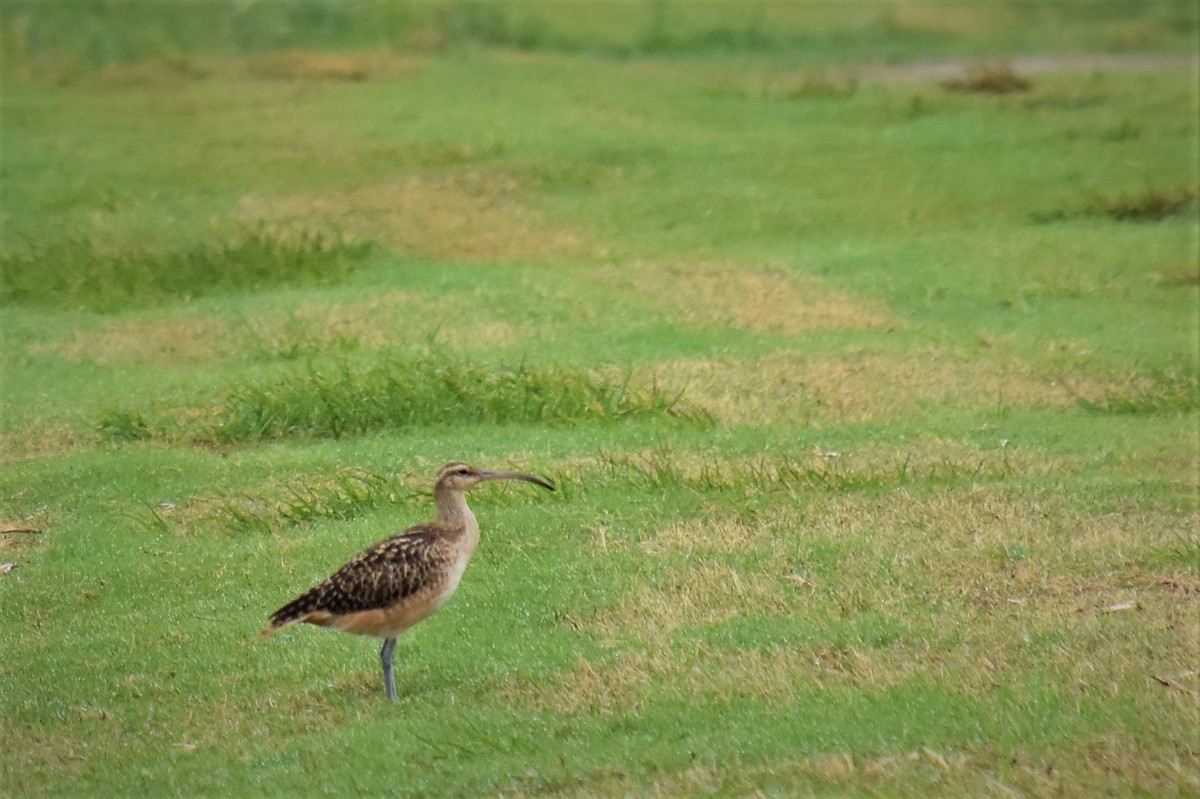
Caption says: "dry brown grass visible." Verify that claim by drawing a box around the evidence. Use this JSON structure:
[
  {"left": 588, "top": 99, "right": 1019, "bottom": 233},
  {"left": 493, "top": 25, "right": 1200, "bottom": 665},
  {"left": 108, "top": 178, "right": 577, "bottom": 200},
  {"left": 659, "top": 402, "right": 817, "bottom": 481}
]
[
  {"left": 520, "top": 734, "right": 1200, "bottom": 799},
  {"left": 504, "top": 644, "right": 891, "bottom": 716},
  {"left": 598, "top": 261, "right": 898, "bottom": 335},
  {"left": 655, "top": 347, "right": 1098, "bottom": 425},
  {"left": 23, "top": 291, "right": 539, "bottom": 369},
  {"left": 244, "top": 51, "right": 372, "bottom": 82},
  {"left": 85, "top": 51, "right": 428, "bottom": 86},
  {"left": 509, "top": 477, "right": 1197, "bottom": 717},
  {"left": 0, "top": 421, "right": 87, "bottom": 464},
  {"left": 588, "top": 556, "right": 796, "bottom": 646},
  {"left": 638, "top": 515, "right": 772, "bottom": 557},
  {"left": 887, "top": 3, "right": 1019, "bottom": 38},
  {"left": 244, "top": 292, "right": 437, "bottom": 353},
  {"left": 0, "top": 722, "right": 91, "bottom": 796},
  {"left": 794, "top": 486, "right": 1195, "bottom": 605},
  {"left": 25, "top": 317, "right": 232, "bottom": 366},
  {"left": 90, "top": 55, "right": 211, "bottom": 85},
  {"left": 238, "top": 291, "right": 537, "bottom": 353},
  {"left": 517, "top": 579, "right": 1198, "bottom": 714},
  {"left": 236, "top": 173, "right": 591, "bottom": 263}
]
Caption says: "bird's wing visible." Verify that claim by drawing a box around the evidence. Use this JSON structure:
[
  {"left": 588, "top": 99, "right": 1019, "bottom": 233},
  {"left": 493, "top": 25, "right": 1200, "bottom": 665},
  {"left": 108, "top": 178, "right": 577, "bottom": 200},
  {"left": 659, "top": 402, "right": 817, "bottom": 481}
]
[
  {"left": 326, "top": 528, "right": 443, "bottom": 612},
  {"left": 266, "top": 528, "right": 443, "bottom": 629}
]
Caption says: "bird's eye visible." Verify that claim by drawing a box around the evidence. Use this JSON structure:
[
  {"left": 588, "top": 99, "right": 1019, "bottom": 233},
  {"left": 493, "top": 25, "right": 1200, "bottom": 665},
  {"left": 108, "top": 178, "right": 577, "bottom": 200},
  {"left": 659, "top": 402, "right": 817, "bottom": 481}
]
[{"left": 455, "top": 468, "right": 471, "bottom": 476}]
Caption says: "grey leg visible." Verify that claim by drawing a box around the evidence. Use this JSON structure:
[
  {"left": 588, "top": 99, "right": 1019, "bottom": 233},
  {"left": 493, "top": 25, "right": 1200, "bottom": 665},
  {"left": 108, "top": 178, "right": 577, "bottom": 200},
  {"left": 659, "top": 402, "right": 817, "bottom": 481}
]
[{"left": 380, "top": 638, "right": 397, "bottom": 701}]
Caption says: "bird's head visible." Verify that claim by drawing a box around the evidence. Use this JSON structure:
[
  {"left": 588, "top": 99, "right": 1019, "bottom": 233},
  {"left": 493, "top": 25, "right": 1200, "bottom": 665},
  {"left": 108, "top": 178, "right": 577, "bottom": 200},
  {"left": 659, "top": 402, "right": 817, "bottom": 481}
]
[{"left": 434, "top": 462, "right": 555, "bottom": 493}]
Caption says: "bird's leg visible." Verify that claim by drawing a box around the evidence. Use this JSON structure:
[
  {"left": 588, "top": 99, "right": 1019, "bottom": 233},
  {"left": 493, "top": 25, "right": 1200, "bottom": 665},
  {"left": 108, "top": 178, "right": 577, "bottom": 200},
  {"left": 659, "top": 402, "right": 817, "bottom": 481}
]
[{"left": 380, "top": 637, "right": 397, "bottom": 701}]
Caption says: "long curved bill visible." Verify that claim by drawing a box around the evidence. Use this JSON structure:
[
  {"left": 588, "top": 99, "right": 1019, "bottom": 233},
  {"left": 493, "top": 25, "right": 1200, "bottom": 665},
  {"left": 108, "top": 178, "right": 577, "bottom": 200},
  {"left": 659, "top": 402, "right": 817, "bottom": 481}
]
[{"left": 479, "top": 470, "right": 556, "bottom": 492}]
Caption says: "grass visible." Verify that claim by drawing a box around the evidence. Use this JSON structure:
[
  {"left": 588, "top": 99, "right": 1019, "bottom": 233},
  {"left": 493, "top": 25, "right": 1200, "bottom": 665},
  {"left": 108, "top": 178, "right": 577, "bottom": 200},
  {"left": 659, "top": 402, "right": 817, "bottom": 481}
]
[
  {"left": 0, "top": 226, "right": 372, "bottom": 312},
  {"left": 940, "top": 62, "right": 1032, "bottom": 94},
  {"left": 2, "top": 2, "right": 1198, "bottom": 797},
  {"left": 95, "top": 353, "right": 708, "bottom": 444},
  {"left": 132, "top": 467, "right": 414, "bottom": 538},
  {"left": 1086, "top": 183, "right": 1200, "bottom": 221},
  {"left": 8, "top": 0, "right": 1198, "bottom": 72},
  {"left": 1034, "top": 182, "right": 1200, "bottom": 224},
  {"left": 1068, "top": 366, "right": 1199, "bottom": 415}
]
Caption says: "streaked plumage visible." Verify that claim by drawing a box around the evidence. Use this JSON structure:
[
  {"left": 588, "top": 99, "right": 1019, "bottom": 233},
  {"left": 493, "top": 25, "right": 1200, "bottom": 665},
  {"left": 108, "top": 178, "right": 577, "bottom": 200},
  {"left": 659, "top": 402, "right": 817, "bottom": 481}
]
[{"left": 260, "top": 461, "right": 554, "bottom": 699}]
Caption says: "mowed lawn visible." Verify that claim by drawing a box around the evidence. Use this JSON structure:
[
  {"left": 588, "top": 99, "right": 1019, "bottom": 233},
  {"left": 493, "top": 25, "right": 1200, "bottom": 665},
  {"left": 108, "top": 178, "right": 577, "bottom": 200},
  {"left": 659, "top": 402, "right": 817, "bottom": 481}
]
[{"left": 1, "top": 3, "right": 1198, "bottom": 796}]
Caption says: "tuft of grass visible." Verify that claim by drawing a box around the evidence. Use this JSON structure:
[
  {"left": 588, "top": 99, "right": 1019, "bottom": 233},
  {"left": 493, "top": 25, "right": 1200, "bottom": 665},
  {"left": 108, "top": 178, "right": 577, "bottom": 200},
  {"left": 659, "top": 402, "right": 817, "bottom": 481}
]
[
  {"left": 97, "top": 354, "right": 711, "bottom": 444},
  {"left": 0, "top": 226, "right": 372, "bottom": 312},
  {"left": 1087, "top": 184, "right": 1200, "bottom": 222},
  {"left": 1035, "top": 184, "right": 1200, "bottom": 224},
  {"left": 940, "top": 62, "right": 1027, "bottom": 93},
  {"left": 941, "top": 63, "right": 1031, "bottom": 93}
]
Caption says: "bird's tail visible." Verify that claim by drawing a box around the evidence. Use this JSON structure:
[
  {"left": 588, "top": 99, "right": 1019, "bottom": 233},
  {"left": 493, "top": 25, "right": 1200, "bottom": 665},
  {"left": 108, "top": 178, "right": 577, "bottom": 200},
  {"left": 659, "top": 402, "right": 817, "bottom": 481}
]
[{"left": 255, "top": 587, "right": 324, "bottom": 640}]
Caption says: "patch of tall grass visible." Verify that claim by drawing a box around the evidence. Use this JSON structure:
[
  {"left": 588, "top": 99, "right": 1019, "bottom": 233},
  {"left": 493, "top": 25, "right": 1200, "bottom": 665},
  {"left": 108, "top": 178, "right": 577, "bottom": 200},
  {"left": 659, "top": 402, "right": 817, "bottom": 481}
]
[
  {"left": 0, "top": 227, "right": 371, "bottom": 312},
  {"left": 940, "top": 63, "right": 1031, "bottom": 94},
  {"left": 1086, "top": 184, "right": 1200, "bottom": 222},
  {"left": 1033, "top": 183, "right": 1199, "bottom": 224},
  {"left": 97, "top": 354, "right": 710, "bottom": 444}
]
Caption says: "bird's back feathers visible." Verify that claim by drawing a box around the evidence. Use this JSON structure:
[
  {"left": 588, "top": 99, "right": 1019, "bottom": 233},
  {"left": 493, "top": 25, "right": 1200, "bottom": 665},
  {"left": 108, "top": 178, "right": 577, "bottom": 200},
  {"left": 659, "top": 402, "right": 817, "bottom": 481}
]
[{"left": 262, "top": 527, "right": 449, "bottom": 635}]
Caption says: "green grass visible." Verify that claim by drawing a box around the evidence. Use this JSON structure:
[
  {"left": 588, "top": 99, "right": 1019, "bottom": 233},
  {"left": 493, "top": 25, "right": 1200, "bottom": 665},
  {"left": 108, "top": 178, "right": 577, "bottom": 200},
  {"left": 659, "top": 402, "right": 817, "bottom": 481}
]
[
  {"left": 0, "top": 226, "right": 373, "bottom": 311},
  {"left": 2, "top": 2, "right": 1198, "bottom": 797},
  {"left": 95, "top": 353, "right": 708, "bottom": 444},
  {"left": 8, "top": 0, "right": 1198, "bottom": 69}
]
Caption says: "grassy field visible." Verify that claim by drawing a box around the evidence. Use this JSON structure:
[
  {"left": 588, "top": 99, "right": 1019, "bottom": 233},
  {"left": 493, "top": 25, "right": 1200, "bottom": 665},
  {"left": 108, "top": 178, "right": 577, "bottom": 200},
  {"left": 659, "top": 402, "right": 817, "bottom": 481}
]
[{"left": 2, "top": 2, "right": 1198, "bottom": 796}]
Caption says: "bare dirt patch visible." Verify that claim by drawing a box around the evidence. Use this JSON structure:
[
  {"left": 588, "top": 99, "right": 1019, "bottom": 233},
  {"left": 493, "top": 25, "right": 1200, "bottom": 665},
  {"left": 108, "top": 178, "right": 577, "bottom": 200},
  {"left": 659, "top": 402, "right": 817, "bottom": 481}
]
[{"left": 236, "top": 173, "right": 591, "bottom": 263}]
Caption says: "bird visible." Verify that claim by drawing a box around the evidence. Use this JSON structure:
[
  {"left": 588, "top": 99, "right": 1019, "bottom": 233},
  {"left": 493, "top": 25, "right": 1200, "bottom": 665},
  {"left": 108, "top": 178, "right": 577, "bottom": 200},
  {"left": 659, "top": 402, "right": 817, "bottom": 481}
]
[{"left": 259, "top": 461, "right": 555, "bottom": 700}]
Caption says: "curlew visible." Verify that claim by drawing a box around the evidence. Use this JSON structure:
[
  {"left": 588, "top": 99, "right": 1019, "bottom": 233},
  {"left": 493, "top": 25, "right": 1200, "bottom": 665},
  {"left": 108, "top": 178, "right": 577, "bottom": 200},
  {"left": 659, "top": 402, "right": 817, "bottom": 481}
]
[{"left": 260, "top": 461, "right": 554, "bottom": 700}]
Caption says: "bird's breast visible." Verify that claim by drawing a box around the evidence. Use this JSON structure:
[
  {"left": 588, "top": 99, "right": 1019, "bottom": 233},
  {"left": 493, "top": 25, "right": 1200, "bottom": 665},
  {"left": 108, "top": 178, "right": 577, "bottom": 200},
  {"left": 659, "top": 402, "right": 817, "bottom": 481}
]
[{"left": 430, "top": 544, "right": 475, "bottom": 609}]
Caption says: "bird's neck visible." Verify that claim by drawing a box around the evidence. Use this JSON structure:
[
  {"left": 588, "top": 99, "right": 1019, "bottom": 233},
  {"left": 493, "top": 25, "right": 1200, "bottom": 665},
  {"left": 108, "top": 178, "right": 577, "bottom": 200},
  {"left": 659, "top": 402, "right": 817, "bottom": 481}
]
[{"left": 434, "top": 488, "right": 479, "bottom": 539}]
